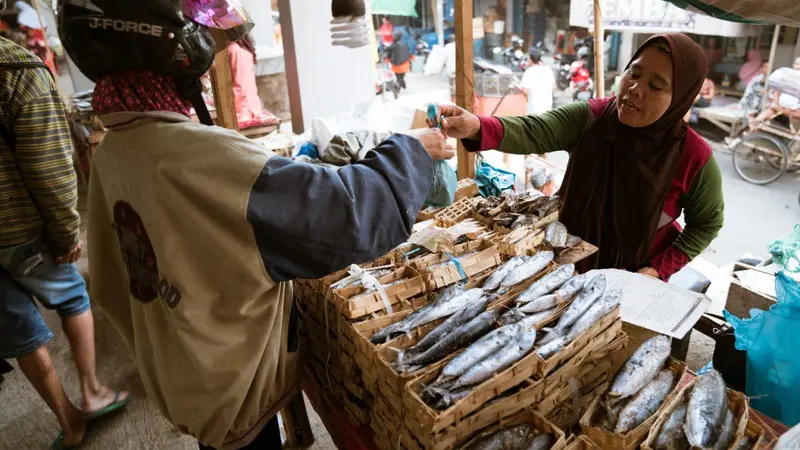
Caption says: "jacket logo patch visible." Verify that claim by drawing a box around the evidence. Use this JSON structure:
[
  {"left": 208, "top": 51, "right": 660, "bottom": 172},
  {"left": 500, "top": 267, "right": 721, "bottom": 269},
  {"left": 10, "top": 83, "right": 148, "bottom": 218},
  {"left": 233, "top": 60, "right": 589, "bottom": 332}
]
[{"left": 112, "top": 201, "right": 181, "bottom": 308}]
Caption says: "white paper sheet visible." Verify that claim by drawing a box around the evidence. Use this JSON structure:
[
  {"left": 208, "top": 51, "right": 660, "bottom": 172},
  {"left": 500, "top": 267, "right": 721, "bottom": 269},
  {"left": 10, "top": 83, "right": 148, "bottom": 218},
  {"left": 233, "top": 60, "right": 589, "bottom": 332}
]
[{"left": 590, "top": 269, "right": 711, "bottom": 339}]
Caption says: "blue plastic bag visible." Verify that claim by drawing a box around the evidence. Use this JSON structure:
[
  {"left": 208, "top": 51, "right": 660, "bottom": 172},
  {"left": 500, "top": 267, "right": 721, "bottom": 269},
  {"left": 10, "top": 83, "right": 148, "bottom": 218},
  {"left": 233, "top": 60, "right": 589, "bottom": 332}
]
[
  {"left": 474, "top": 154, "right": 516, "bottom": 197},
  {"left": 724, "top": 272, "right": 800, "bottom": 426},
  {"left": 425, "top": 160, "right": 458, "bottom": 206},
  {"left": 769, "top": 224, "right": 800, "bottom": 273}
]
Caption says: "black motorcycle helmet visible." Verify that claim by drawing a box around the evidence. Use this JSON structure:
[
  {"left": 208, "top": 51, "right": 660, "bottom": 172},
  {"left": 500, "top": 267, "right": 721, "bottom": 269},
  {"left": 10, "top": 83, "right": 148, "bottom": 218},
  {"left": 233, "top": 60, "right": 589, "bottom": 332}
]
[{"left": 57, "top": 0, "right": 253, "bottom": 125}]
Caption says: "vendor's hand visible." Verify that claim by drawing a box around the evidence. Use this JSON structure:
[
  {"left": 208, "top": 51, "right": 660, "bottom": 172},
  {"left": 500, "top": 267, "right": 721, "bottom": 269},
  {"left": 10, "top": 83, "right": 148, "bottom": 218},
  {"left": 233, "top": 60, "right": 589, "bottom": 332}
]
[
  {"left": 637, "top": 267, "right": 660, "bottom": 279},
  {"left": 56, "top": 241, "right": 82, "bottom": 264},
  {"left": 427, "top": 104, "right": 482, "bottom": 141},
  {"left": 406, "top": 128, "right": 455, "bottom": 161}
]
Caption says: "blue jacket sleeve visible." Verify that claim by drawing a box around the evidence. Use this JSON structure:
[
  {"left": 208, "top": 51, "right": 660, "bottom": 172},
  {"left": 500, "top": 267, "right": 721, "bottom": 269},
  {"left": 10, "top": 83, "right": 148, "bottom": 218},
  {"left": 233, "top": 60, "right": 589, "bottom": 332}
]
[{"left": 247, "top": 134, "right": 433, "bottom": 282}]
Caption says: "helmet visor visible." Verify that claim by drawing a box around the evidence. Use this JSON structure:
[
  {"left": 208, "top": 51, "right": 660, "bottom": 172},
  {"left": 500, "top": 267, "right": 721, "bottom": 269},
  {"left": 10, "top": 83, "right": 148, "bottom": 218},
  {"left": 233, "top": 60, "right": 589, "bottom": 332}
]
[{"left": 183, "top": 0, "right": 254, "bottom": 43}]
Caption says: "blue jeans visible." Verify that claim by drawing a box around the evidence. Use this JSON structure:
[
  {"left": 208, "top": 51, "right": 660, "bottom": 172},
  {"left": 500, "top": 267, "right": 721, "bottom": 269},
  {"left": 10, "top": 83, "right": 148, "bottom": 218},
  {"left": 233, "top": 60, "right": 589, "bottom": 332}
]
[{"left": 0, "top": 236, "right": 90, "bottom": 359}]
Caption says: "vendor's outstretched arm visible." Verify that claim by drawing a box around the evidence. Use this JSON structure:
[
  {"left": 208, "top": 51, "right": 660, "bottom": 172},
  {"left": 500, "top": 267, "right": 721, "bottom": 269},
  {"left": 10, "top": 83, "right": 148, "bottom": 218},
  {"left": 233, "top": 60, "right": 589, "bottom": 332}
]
[
  {"left": 650, "top": 157, "right": 724, "bottom": 279},
  {"left": 248, "top": 134, "right": 433, "bottom": 282},
  {"left": 462, "top": 102, "right": 590, "bottom": 154}
]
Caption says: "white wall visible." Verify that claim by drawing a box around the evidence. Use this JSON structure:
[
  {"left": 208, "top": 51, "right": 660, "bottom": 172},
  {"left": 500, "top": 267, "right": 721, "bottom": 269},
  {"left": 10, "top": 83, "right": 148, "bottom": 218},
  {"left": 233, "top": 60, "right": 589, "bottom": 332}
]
[
  {"left": 241, "top": 0, "right": 275, "bottom": 47},
  {"left": 617, "top": 31, "right": 635, "bottom": 71},
  {"left": 286, "top": 0, "right": 376, "bottom": 131}
]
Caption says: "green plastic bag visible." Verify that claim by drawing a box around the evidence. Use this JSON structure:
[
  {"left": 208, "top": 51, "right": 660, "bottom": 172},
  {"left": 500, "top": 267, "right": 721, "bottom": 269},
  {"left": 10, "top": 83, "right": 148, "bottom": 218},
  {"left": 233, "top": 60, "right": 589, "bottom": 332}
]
[
  {"left": 425, "top": 160, "right": 457, "bottom": 207},
  {"left": 769, "top": 224, "right": 800, "bottom": 272}
]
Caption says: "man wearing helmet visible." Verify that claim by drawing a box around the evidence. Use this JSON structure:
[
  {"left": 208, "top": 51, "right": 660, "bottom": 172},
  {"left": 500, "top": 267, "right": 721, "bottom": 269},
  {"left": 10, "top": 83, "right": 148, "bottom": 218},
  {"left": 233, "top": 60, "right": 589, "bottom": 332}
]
[{"left": 57, "top": 0, "right": 453, "bottom": 449}]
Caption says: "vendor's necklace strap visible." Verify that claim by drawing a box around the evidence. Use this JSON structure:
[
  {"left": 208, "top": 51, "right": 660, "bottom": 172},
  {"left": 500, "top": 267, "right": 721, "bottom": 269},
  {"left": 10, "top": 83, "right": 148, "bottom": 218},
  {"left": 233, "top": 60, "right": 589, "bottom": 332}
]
[{"left": 444, "top": 252, "right": 468, "bottom": 282}]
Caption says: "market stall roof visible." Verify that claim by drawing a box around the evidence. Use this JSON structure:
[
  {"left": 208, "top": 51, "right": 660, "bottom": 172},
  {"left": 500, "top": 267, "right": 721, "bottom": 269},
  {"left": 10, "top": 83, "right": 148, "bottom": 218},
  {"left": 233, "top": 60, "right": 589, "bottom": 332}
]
[
  {"left": 569, "top": 0, "right": 760, "bottom": 37},
  {"left": 663, "top": 0, "right": 800, "bottom": 27}
]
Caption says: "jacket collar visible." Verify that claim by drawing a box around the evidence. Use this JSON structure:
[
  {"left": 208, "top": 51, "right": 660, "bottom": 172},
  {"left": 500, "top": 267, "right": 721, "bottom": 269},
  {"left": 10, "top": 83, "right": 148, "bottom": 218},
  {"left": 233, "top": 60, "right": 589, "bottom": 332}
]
[{"left": 99, "top": 111, "right": 191, "bottom": 130}]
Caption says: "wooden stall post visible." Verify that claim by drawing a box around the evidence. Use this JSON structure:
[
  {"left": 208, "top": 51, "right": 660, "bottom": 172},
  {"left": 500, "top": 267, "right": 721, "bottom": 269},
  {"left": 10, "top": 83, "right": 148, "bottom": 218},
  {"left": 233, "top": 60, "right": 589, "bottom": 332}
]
[
  {"left": 593, "top": 0, "right": 605, "bottom": 98},
  {"left": 208, "top": 30, "right": 239, "bottom": 131},
  {"left": 455, "top": 0, "right": 476, "bottom": 180},
  {"left": 763, "top": 24, "right": 781, "bottom": 111}
]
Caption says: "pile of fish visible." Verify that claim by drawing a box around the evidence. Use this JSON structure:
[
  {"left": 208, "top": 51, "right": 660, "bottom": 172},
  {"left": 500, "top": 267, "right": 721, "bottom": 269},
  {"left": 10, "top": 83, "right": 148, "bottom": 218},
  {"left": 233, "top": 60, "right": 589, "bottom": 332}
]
[
  {"left": 543, "top": 221, "right": 582, "bottom": 250},
  {"left": 652, "top": 370, "right": 741, "bottom": 450},
  {"left": 596, "top": 335, "right": 677, "bottom": 436},
  {"left": 460, "top": 424, "right": 554, "bottom": 450},
  {"left": 329, "top": 266, "right": 396, "bottom": 290},
  {"left": 531, "top": 274, "right": 621, "bottom": 360},
  {"left": 474, "top": 193, "right": 562, "bottom": 230}
]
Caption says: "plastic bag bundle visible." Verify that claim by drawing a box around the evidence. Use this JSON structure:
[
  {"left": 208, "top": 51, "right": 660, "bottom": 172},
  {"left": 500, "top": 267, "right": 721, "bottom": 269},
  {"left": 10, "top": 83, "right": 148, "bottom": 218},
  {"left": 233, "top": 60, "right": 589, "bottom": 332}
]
[
  {"left": 425, "top": 160, "right": 457, "bottom": 207},
  {"left": 724, "top": 272, "right": 800, "bottom": 426},
  {"left": 768, "top": 224, "right": 800, "bottom": 273},
  {"left": 474, "top": 154, "right": 516, "bottom": 197},
  {"left": 768, "top": 68, "right": 800, "bottom": 99}
]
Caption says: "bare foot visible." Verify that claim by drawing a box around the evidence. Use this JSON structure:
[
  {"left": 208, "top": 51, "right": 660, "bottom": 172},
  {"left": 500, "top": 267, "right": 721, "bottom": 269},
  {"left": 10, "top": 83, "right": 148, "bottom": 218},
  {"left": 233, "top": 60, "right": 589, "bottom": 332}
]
[
  {"left": 62, "top": 410, "right": 88, "bottom": 447},
  {"left": 82, "top": 385, "right": 130, "bottom": 415}
]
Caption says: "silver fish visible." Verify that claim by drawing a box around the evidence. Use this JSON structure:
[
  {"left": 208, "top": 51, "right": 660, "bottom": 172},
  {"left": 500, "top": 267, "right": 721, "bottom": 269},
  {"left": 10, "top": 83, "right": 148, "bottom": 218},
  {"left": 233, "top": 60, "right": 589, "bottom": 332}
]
[
  {"left": 544, "top": 221, "right": 568, "bottom": 248},
  {"left": 434, "top": 385, "right": 474, "bottom": 410},
  {"left": 518, "top": 294, "right": 562, "bottom": 314},
  {"left": 371, "top": 283, "right": 464, "bottom": 343},
  {"left": 654, "top": 403, "right": 689, "bottom": 450},
  {"left": 608, "top": 335, "right": 672, "bottom": 399},
  {"left": 455, "top": 329, "right": 537, "bottom": 388},
  {"left": 685, "top": 370, "right": 729, "bottom": 449},
  {"left": 734, "top": 437, "right": 754, "bottom": 450},
  {"left": 615, "top": 369, "right": 676, "bottom": 434},
  {"left": 466, "top": 425, "right": 534, "bottom": 450},
  {"left": 499, "top": 308, "right": 528, "bottom": 325},
  {"left": 402, "top": 309, "right": 499, "bottom": 368},
  {"left": 483, "top": 256, "right": 528, "bottom": 292},
  {"left": 553, "top": 273, "right": 587, "bottom": 301},
  {"left": 408, "top": 296, "right": 491, "bottom": 356},
  {"left": 549, "top": 274, "right": 606, "bottom": 335},
  {"left": 370, "top": 287, "right": 484, "bottom": 344},
  {"left": 439, "top": 323, "right": 522, "bottom": 381},
  {"left": 516, "top": 308, "right": 557, "bottom": 329},
  {"left": 535, "top": 336, "right": 564, "bottom": 359},
  {"left": 564, "top": 289, "right": 621, "bottom": 342},
  {"left": 516, "top": 264, "right": 575, "bottom": 304},
  {"left": 525, "top": 434, "right": 554, "bottom": 450},
  {"left": 712, "top": 409, "right": 736, "bottom": 450},
  {"left": 498, "top": 251, "right": 554, "bottom": 294}
]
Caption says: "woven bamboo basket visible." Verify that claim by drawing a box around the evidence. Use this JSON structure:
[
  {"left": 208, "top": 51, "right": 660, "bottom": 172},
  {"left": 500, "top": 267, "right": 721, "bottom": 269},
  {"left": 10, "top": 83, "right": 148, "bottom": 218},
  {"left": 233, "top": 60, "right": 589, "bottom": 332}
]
[
  {"left": 454, "top": 179, "right": 480, "bottom": 202},
  {"left": 334, "top": 266, "right": 427, "bottom": 319},
  {"left": 455, "top": 410, "right": 567, "bottom": 450},
  {"left": 413, "top": 240, "right": 503, "bottom": 289},
  {"left": 581, "top": 357, "right": 690, "bottom": 450},
  {"left": 640, "top": 377, "right": 750, "bottom": 450},
  {"left": 741, "top": 418, "right": 766, "bottom": 450},
  {"left": 544, "top": 379, "right": 609, "bottom": 431},
  {"left": 565, "top": 435, "right": 600, "bottom": 450}
]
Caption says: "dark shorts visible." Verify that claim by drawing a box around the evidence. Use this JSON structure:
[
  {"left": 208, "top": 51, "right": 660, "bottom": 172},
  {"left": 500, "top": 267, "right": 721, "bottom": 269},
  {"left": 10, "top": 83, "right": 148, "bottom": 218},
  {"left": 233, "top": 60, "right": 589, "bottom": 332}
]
[{"left": 0, "top": 237, "right": 90, "bottom": 359}]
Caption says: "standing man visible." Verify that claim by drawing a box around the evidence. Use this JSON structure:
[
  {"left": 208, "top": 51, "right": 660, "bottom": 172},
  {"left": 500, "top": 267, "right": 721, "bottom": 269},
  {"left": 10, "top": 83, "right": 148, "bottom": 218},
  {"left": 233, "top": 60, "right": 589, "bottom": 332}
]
[
  {"left": 516, "top": 48, "right": 556, "bottom": 116},
  {"left": 0, "top": 33, "right": 128, "bottom": 449},
  {"left": 378, "top": 16, "right": 394, "bottom": 52}
]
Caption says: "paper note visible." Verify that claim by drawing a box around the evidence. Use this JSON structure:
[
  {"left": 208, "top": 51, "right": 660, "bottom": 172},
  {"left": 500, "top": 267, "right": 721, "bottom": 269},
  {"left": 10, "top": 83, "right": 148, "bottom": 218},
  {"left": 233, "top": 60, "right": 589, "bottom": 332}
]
[{"left": 591, "top": 269, "right": 711, "bottom": 339}]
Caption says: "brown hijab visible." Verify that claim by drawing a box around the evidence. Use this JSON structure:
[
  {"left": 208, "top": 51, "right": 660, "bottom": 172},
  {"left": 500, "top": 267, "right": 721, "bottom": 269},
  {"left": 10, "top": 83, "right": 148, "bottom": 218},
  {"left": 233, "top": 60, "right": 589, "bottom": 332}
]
[{"left": 558, "top": 33, "right": 708, "bottom": 272}]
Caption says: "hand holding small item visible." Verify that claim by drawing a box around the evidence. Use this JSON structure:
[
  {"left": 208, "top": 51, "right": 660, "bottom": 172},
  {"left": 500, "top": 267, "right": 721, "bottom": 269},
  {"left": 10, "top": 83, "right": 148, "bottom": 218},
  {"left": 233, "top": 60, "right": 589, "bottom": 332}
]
[{"left": 426, "top": 104, "right": 482, "bottom": 141}]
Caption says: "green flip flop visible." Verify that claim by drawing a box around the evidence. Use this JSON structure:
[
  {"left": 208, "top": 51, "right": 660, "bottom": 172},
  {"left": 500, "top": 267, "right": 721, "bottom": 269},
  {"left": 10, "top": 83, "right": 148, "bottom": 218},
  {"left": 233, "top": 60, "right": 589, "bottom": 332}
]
[
  {"left": 51, "top": 420, "right": 96, "bottom": 450},
  {"left": 84, "top": 391, "right": 131, "bottom": 421}
]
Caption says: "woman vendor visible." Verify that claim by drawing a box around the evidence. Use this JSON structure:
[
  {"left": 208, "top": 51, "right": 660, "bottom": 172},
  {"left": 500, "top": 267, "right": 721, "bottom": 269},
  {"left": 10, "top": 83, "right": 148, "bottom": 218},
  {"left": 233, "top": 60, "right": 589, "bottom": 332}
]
[{"left": 432, "top": 33, "right": 724, "bottom": 281}]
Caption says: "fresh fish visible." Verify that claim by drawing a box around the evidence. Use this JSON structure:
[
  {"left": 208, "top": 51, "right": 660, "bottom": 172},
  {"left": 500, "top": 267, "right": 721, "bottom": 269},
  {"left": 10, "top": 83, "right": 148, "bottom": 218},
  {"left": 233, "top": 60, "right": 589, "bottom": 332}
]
[
  {"left": 483, "top": 256, "right": 528, "bottom": 292},
  {"left": 370, "top": 287, "right": 484, "bottom": 344},
  {"left": 438, "top": 324, "right": 522, "bottom": 381},
  {"left": 712, "top": 409, "right": 736, "bottom": 450},
  {"left": 511, "top": 214, "right": 536, "bottom": 230},
  {"left": 535, "top": 336, "right": 564, "bottom": 359},
  {"left": 685, "top": 370, "right": 729, "bottom": 449},
  {"left": 454, "top": 329, "right": 537, "bottom": 388},
  {"left": 499, "top": 308, "right": 528, "bottom": 325},
  {"left": 525, "top": 434, "right": 554, "bottom": 450},
  {"left": 435, "top": 387, "right": 473, "bottom": 410},
  {"left": 654, "top": 403, "right": 689, "bottom": 450},
  {"left": 518, "top": 294, "right": 562, "bottom": 314},
  {"left": 516, "top": 308, "right": 557, "bottom": 329},
  {"left": 348, "top": 277, "right": 408, "bottom": 300},
  {"left": 734, "top": 437, "right": 754, "bottom": 450},
  {"left": 564, "top": 289, "right": 621, "bottom": 342},
  {"left": 465, "top": 425, "right": 534, "bottom": 450},
  {"left": 544, "top": 221, "right": 568, "bottom": 248},
  {"left": 516, "top": 264, "right": 575, "bottom": 304},
  {"left": 557, "top": 274, "right": 587, "bottom": 298},
  {"left": 566, "top": 235, "right": 582, "bottom": 248},
  {"left": 402, "top": 310, "right": 499, "bottom": 369},
  {"left": 497, "top": 251, "right": 554, "bottom": 294},
  {"left": 408, "top": 296, "right": 491, "bottom": 357},
  {"left": 608, "top": 335, "right": 672, "bottom": 399},
  {"left": 371, "top": 284, "right": 464, "bottom": 343},
  {"left": 615, "top": 369, "right": 676, "bottom": 434},
  {"left": 546, "top": 274, "right": 606, "bottom": 338}
]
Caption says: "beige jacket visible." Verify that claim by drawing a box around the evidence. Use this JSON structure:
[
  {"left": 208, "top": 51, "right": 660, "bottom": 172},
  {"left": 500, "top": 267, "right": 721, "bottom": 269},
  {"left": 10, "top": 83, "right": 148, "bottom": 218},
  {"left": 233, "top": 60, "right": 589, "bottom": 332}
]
[{"left": 88, "top": 111, "right": 431, "bottom": 448}]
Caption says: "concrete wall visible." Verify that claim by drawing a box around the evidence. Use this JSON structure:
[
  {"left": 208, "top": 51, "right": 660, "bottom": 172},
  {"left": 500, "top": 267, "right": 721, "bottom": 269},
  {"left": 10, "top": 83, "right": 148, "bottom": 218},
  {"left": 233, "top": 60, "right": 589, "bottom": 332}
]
[
  {"left": 241, "top": 0, "right": 276, "bottom": 47},
  {"left": 283, "top": 0, "right": 376, "bottom": 131}
]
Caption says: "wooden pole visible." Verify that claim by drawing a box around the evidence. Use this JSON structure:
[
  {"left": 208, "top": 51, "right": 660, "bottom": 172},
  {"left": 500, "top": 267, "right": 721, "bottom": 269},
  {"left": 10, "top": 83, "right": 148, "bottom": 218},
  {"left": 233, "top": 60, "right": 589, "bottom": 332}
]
[
  {"left": 763, "top": 24, "right": 781, "bottom": 111},
  {"left": 592, "top": 0, "right": 605, "bottom": 98},
  {"left": 208, "top": 30, "right": 239, "bottom": 131},
  {"left": 430, "top": 0, "right": 443, "bottom": 46},
  {"left": 455, "top": 0, "right": 476, "bottom": 180}
]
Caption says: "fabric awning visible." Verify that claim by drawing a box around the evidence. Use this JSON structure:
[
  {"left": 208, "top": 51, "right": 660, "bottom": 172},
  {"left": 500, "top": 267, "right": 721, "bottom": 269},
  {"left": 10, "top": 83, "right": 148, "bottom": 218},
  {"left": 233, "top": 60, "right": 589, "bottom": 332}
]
[
  {"left": 370, "top": 0, "right": 418, "bottom": 18},
  {"left": 662, "top": 0, "right": 800, "bottom": 26}
]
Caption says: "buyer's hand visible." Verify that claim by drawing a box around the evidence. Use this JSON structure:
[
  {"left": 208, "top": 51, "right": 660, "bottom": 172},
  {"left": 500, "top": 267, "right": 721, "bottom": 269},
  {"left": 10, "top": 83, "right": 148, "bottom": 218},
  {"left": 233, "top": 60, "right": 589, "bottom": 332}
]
[
  {"left": 406, "top": 128, "right": 455, "bottom": 161},
  {"left": 426, "top": 104, "right": 482, "bottom": 141},
  {"left": 636, "top": 267, "right": 660, "bottom": 279},
  {"left": 56, "top": 241, "right": 82, "bottom": 264}
]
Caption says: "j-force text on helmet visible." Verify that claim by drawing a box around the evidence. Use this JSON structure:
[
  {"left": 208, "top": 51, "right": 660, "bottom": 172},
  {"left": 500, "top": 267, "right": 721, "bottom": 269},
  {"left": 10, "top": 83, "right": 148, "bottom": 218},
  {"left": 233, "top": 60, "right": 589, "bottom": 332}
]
[{"left": 88, "top": 18, "right": 164, "bottom": 37}]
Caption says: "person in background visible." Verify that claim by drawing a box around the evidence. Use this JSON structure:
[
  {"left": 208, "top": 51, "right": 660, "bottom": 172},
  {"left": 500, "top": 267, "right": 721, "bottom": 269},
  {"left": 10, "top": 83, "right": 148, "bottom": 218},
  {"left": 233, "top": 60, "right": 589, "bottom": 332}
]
[
  {"left": 384, "top": 32, "right": 413, "bottom": 91},
  {"left": 0, "top": 35, "right": 129, "bottom": 449},
  {"left": 704, "top": 36, "right": 723, "bottom": 75},
  {"left": 515, "top": 49, "right": 556, "bottom": 116},
  {"left": 748, "top": 57, "right": 800, "bottom": 131},
  {"left": 225, "top": 33, "right": 279, "bottom": 128},
  {"left": 694, "top": 75, "right": 715, "bottom": 107},
  {"left": 738, "top": 48, "right": 764, "bottom": 90},
  {"left": 378, "top": 16, "right": 393, "bottom": 51}
]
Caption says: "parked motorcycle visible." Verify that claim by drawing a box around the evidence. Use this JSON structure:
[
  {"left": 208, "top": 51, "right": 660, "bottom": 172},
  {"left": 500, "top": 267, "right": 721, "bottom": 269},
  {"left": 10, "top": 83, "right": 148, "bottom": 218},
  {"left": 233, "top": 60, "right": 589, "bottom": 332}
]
[
  {"left": 414, "top": 33, "right": 431, "bottom": 58},
  {"left": 375, "top": 66, "right": 400, "bottom": 100},
  {"left": 492, "top": 35, "right": 528, "bottom": 72}
]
